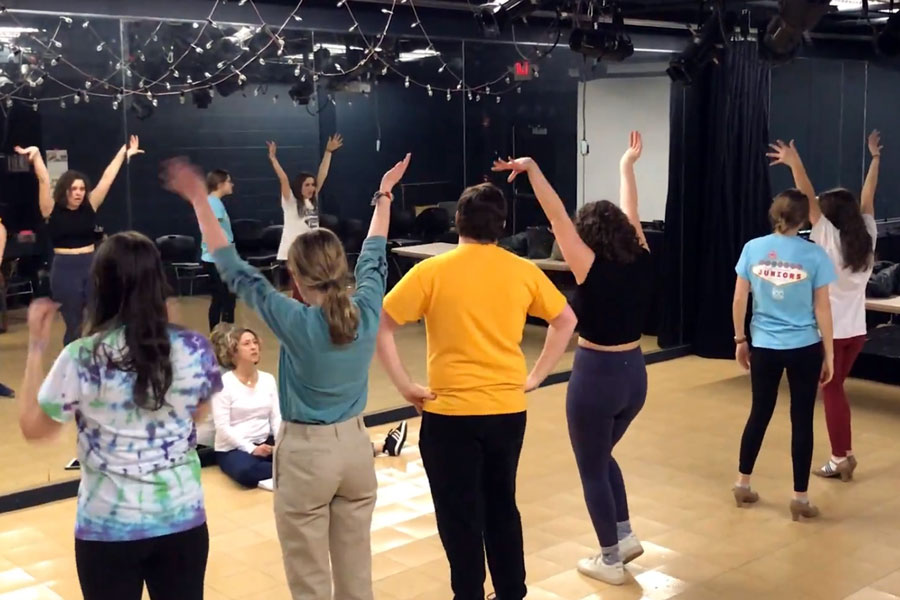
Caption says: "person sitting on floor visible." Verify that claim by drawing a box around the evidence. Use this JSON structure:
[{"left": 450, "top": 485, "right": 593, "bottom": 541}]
[{"left": 210, "top": 324, "right": 281, "bottom": 491}]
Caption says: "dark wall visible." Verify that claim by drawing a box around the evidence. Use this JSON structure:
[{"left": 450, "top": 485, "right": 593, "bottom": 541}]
[{"left": 769, "top": 58, "right": 900, "bottom": 220}]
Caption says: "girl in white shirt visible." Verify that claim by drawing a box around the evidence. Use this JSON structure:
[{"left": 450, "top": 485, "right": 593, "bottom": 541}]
[
  {"left": 768, "top": 130, "right": 882, "bottom": 481},
  {"left": 210, "top": 324, "right": 281, "bottom": 491},
  {"left": 266, "top": 135, "right": 344, "bottom": 300}
]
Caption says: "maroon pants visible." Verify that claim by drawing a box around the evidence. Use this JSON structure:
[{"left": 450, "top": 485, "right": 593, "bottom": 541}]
[{"left": 822, "top": 335, "right": 866, "bottom": 457}]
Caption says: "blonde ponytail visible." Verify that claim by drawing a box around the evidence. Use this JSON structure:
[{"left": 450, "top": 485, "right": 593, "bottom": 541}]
[
  {"left": 321, "top": 283, "right": 360, "bottom": 345},
  {"left": 287, "top": 228, "right": 360, "bottom": 346},
  {"left": 769, "top": 189, "right": 809, "bottom": 234}
]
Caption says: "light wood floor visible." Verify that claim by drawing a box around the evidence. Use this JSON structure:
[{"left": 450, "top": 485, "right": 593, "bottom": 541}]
[
  {"left": 0, "top": 297, "right": 659, "bottom": 496},
  {"left": 1, "top": 356, "right": 899, "bottom": 600}
]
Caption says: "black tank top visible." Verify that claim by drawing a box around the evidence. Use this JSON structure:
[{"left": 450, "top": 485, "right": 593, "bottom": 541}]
[
  {"left": 47, "top": 202, "right": 96, "bottom": 249},
  {"left": 571, "top": 249, "right": 653, "bottom": 346}
]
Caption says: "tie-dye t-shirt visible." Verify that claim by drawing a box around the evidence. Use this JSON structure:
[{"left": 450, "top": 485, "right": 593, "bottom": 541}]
[{"left": 38, "top": 326, "right": 223, "bottom": 542}]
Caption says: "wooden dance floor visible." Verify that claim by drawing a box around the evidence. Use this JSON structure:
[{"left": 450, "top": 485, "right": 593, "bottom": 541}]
[{"left": 1, "top": 355, "right": 900, "bottom": 599}]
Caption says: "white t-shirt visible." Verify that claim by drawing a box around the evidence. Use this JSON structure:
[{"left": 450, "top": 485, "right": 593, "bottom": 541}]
[
  {"left": 212, "top": 370, "right": 282, "bottom": 453},
  {"left": 278, "top": 194, "right": 318, "bottom": 261},
  {"left": 809, "top": 214, "right": 878, "bottom": 340}
]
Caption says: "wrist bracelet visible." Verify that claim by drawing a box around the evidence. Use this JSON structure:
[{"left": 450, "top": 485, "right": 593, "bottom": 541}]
[{"left": 371, "top": 190, "right": 392, "bottom": 206}]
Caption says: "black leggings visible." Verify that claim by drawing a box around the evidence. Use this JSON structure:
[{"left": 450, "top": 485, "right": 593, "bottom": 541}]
[
  {"left": 566, "top": 347, "right": 646, "bottom": 548},
  {"left": 203, "top": 261, "right": 235, "bottom": 331},
  {"left": 75, "top": 523, "right": 209, "bottom": 600},
  {"left": 739, "top": 343, "right": 823, "bottom": 493}
]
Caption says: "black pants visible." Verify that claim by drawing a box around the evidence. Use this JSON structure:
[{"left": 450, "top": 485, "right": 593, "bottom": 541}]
[
  {"left": 419, "top": 411, "right": 527, "bottom": 600},
  {"left": 75, "top": 523, "right": 209, "bottom": 600},
  {"left": 203, "top": 261, "right": 235, "bottom": 332},
  {"left": 50, "top": 252, "right": 94, "bottom": 345},
  {"left": 739, "top": 342, "right": 823, "bottom": 493},
  {"left": 566, "top": 347, "right": 647, "bottom": 548}
]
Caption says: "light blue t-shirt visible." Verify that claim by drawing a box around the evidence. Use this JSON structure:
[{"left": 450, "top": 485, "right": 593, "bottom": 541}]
[
  {"left": 212, "top": 236, "right": 388, "bottom": 424},
  {"left": 736, "top": 233, "right": 837, "bottom": 350},
  {"left": 200, "top": 195, "right": 233, "bottom": 262}
]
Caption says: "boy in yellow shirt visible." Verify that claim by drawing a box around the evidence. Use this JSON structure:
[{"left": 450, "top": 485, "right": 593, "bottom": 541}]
[{"left": 376, "top": 183, "right": 577, "bottom": 600}]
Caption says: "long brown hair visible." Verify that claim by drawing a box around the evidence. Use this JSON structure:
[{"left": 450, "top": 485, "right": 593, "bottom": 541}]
[
  {"left": 86, "top": 231, "right": 173, "bottom": 411},
  {"left": 819, "top": 188, "right": 874, "bottom": 273},
  {"left": 574, "top": 200, "right": 644, "bottom": 264},
  {"left": 290, "top": 172, "right": 318, "bottom": 214},
  {"left": 287, "top": 228, "right": 358, "bottom": 345},
  {"left": 53, "top": 170, "right": 92, "bottom": 209},
  {"left": 769, "top": 188, "right": 809, "bottom": 233}
]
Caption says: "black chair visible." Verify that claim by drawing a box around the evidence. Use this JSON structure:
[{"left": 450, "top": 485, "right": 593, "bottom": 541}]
[
  {"left": 414, "top": 207, "right": 451, "bottom": 243},
  {"left": 319, "top": 213, "right": 340, "bottom": 234},
  {"left": 247, "top": 224, "right": 283, "bottom": 282},
  {"left": 340, "top": 219, "right": 366, "bottom": 267},
  {"left": 156, "top": 234, "right": 207, "bottom": 296},
  {"left": 231, "top": 219, "right": 264, "bottom": 256}
]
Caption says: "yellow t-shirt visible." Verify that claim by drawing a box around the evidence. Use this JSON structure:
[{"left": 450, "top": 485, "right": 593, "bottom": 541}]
[{"left": 383, "top": 243, "right": 567, "bottom": 416}]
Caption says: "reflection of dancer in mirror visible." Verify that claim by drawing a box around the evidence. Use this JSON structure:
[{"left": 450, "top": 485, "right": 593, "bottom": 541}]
[
  {"left": 200, "top": 170, "right": 236, "bottom": 331},
  {"left": 164, "top": 151, "right": 410, "bottom": 600},
  {"left": 15, "top": 138, "right": 144, "bottom": 345},
  {"left": 0, "top": 217, "right": 11, "bottom": 398},
  {"left": 267, "top": 134, "right": 343, "bottom": 300},
  {"left": 732, "top": 189, "right": 835, "bottom": 521},
  {"left": 767, "top": 131, "right": 882, "bottom": 481},
  {"left": 210, "top": 324, "right": 281, "bottom": 491},
  {"left": 493, "top": 131, "right": 652, "bottom": 586},
  {"left": 17, "top": 232, "right": 222, "bottom": 600}
]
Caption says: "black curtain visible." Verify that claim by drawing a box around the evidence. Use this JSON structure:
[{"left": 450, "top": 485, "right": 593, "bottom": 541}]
[{"left": 659, "top": 41, "right": 773, "bottom": 358}]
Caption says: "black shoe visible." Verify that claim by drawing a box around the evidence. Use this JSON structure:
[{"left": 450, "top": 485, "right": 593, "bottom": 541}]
[
  {"left": 0, "top": 382, "right": 14, "bottom": 398},
  {"left": 383, "top": 421, "right": 408, "bottom": 457}
]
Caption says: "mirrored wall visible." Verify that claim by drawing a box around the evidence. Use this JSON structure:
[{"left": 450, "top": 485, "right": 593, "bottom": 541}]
[{"left": 0, "top": 11, "right": 685, "bottom": 499}]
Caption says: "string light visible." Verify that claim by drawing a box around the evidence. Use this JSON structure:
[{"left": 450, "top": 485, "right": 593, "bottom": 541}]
[
  {"left": 294, "top": 65, "right": 301, "bottom": 77},
  {"left": 192, "top": 22, "right": 200, "bottom": 29},
  {"left": 32, "top": 102, "right": 38, "bottom": 112},
  {"left": 60, "top": 98, "right": 66, "bottom": 108},
  {"left": 476, "top": 94, "right": 481, "bottom": 102},
  {"left": 517, "top": 86, "right": 522, "bottom": 93},
  {"left": 206, "top": 40, "right": 215, "bottom": 50},
  {"left": 293, "top": 14, "right": 303, "bottom": 21},
  {"left": 217, "top": 61, "right": 227, "bottom": 69},
  {"left": 96, "top": 42, "right": 105, "bottom": 52},
  {"left": 427, "top": 84, "right": 432, "bottom": 96},
  {"left": 505, "top": 76, "right": 511, "bottom": 84},
  {"left": 152, "top": 98, "right": 159, "bottom": 107},
  {"left": 83, "top": 92, "right": 90, "bottom": 103},
  {"left": 381, "top": 8, "right": 393, "bottom": 14},
  {"left": 446, "top": 90, "right": 451, "bottom": 101},
  {"left": 438, "top": 64, "right": 445, "bottom": 73},
  {"left": 138, "top": 50, "right": 146, "bottom": 62},
  {"left": 112, "top": 100, "right": 119, "bottom": 110},
  {"left": 180, "top": 92, "right": 186, "bottom": 104},
  {"left": 186, "top": 75, "right": 193, "bottom": 84},
  {"left": 5, "top": 98, "right": 12, "bottom": 109},
  {"left": 259, "top": 57, "right": 266, "bottom": 65},
  {"left": 61, "top": 16, "right": 72, "bottom": 24},
  {"left": 337, "top": 0, "right": 345, "bottom": 6},
  {"left": 73, "top": 94, "right": 80, "bottom": 104},
  {"left": 166, "top": 50, "right": 174, "bottom": 63},
  {"left": 272, "top": 95, "right": 278, "bottom": 104},
  {"left": 204, "top": 71, "right": 212, "bottom": 79},
  {"left": 411, "top": 21, "right": 420, "bottom": 28},
  {"left": 85, "top": 80, "right": 92, "bottom": 89},
  {"left": 496, "top": 96, "right": 500, "bottom": 103},
  {"left": 404, "top": 76, "right": 410, "bottom": 88},
  {"left": 52, "top": 40, "right": 62, "bottom": 48},
  {"left": 238, "top": 0, "right": 248, "bottom": 5},
  {"left": 172, "top": 69, "right": 180, "bottom": 78},
  {"left": 193, "top": 44, "right": 204, "bottom": 54},
  {"left": 82, "top": 20, "right": 90, "bottom": 28},
  {"left": 381, "top": 66, "right": 388, "bottom": 76},
  {"left": 349, "top": 23, "right": 358, "bottom": 31},
  {"left": 50, "top": 57, "right": 58, "bottom": 66}
]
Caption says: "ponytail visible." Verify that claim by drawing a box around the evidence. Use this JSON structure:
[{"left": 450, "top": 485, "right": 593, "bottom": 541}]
[{"left": 321, "top": 283, "right": 360, "bottom": 345}]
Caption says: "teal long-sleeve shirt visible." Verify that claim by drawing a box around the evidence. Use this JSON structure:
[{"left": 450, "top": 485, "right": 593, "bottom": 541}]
[{"left": 211, "top": 237, "right": 388, "bottom": 424}]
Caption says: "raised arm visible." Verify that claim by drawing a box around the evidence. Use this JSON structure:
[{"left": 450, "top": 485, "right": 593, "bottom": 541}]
[
  {"left": 91, "top": 135, "right": 144, "bottom": 210},
  {"left": 316, "top": 134, "right": 343, "bottom": 193},
  {"left": 266, "top": 141, "right": 293, "bottom": 201},
  {"left": 491, "top": 157, "right": 595, "bottom": 284},
  {"left": 368, "top": 153, "right": 411, "bottom": 240},
  {"left": 15, "top": 146, "right": 53, "bottom": 218},
  {"left": 767, "top": 139, "right": 820, "bottom": 225},
  {"left": 619, "top": 131, "right": 648, "bottom": 250},
  {"left": 861, "top": 130, "right": 882, "bottom": 216}
]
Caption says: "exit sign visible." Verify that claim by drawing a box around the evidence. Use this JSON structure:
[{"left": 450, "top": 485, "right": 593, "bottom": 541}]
[{"left": 514, "top": 61, "right": 533, "bottom": 81}]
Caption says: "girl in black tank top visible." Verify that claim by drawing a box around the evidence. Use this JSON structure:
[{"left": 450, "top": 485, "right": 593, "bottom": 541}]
[
  {"left": 15, "top": 137, "right": 144, "bottom": 344},
  {"left": 492, "top": 132, "right": 652, "bottom": 586}
]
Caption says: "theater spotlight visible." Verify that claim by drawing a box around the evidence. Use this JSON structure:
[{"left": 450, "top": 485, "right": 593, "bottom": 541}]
[
  {"left": 876, "top": 12, "right": 900, "bottom": 56},
  {"left": 569, "top": 13, "right": 634, "bottom": 62},
  {"left": 476, "top": 0, "right": 540, "bottom": 37},
  {"left": 759, "top": 0, "right": 831, "bottom": 63},
  {"left": 666, "top": 9, "right": 734, "bottom": 85}
]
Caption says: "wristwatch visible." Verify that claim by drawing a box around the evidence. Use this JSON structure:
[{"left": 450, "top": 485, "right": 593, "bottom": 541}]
[{"left": 371, "top": 190, "right": 392, "bottom": 206}]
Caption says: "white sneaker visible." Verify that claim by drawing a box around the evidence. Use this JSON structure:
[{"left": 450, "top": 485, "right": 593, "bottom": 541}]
[
  {"left": 576, "top": 555, "right": 626, "bottom": 585},
  {"left": 258, "top": 478, "right": 274, "bottom": 491},
  {"left": 619, "top": 533, "right": 644, "bottom": 564}
]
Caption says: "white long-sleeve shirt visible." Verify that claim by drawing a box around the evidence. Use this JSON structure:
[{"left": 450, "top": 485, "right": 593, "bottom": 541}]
[{"left": 212, "top": 370, "right": 282, "bottom": 453}]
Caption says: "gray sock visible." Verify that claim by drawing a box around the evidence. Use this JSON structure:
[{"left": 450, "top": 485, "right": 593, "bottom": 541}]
[
  {"left": 600, "top": 544, "right": 621, "bottom": 566},
  {"left": 616, "top": 520, "right": 633, "bottom": 540}
]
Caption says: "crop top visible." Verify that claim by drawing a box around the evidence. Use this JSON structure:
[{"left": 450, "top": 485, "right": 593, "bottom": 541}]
[
  {"left": 571, "top": 249, "right": 653, "bottom": 346},
  {"left": 47, "top": 203, "right": 97, "bottom": 249}
]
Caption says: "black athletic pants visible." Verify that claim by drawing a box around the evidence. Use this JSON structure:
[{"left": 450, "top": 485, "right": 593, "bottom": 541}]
[
  {"left": 739, "top": 343, "right": 823, "bottom": 493},
  {"left": 75, "top": 523, "right": 209, "bottom": 600},
  {"left": 203, "top": 261, "right": 235, "bottom": 331}
]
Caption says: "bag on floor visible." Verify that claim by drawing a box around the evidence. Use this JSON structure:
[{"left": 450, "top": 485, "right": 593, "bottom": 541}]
[{"left": 866, "top": 262, "right": 900, "bottom": 298}]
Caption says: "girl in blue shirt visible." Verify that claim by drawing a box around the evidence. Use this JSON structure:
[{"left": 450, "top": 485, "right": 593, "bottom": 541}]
[
  {"left": 732, "top": 188, "right": 836, "bottom": 521},
  {"left": 163, "top": 152, "right": 411, "bottom": 600}
]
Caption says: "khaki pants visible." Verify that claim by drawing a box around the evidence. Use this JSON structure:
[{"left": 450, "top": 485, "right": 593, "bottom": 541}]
[{"left": 273, "top": 416, "right": 377, "bottom": 600}]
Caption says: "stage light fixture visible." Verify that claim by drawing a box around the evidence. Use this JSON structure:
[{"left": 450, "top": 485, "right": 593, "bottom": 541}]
[
  {"left": 759, "top": 0, "right": 831, "bottom": 63},
  {"left": 666, "top": 9, "right": 734, "bottom": 85},
  {"left": 568, "top": 13, "right": 634, "bottom": 62},
  {"left": 476, "top": 0, "right": 540, "bottom": 37}
]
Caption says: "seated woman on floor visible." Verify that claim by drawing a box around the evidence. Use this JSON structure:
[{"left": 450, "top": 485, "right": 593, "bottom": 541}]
[{"left": 210, "top": 324, "right": 281, "bottom": 491}]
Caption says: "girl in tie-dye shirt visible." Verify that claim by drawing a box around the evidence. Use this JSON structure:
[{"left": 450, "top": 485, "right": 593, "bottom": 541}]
[{"left": 18, "top": 232, "right": 222, "bottom": 600}]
